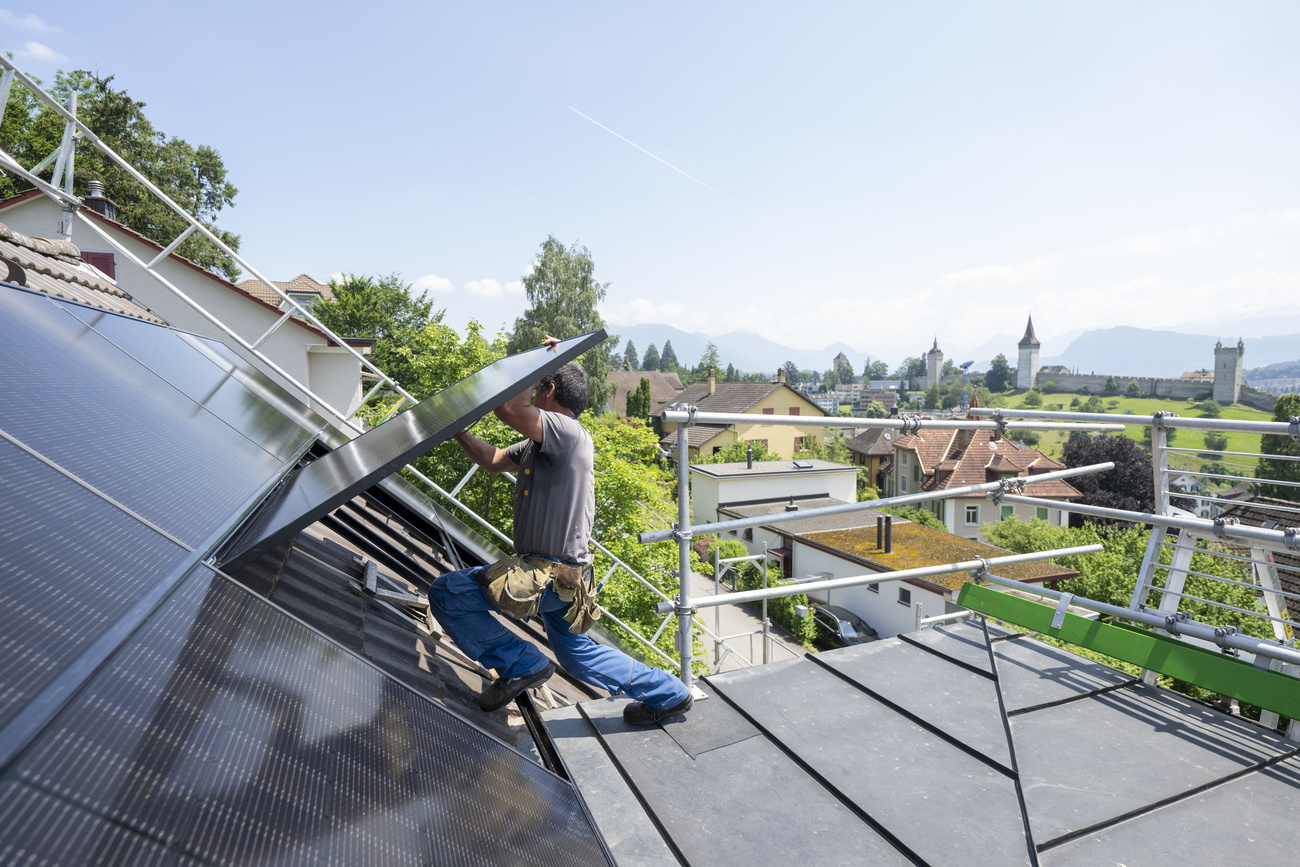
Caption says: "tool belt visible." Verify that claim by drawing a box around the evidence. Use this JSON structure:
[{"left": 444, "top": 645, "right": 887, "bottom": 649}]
[{"left": 478, "top": 555, "right": 602, "bottom": 633}]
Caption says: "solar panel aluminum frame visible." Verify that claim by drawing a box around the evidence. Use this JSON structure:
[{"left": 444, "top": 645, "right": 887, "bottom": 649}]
[{"left": 218, "top": 329, "right": 608, "bottom": 572}]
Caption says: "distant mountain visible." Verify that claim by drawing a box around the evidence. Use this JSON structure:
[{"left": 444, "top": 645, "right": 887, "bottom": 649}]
[{"left": 608, "top": 320, "right": 1300, "bottom": 382}]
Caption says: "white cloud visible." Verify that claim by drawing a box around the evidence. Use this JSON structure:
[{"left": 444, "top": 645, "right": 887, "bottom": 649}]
[
  {"left": 604, "top": 297, "right": 686, "bottom": 325},
  {"left": 462, "top": 278, "right": 524, "bottom": 299},
  {"left": 412, "top": 273, "right": 453, "bottom": 297},
  {"left": 15, "top": 40, "right": 66, "bottom": 62},
  {"left": 0, "top": 10, "right": 58, "bottom": 32},
  {"left": 935, "top": 256, "right": 1061, "bottom": 290}
]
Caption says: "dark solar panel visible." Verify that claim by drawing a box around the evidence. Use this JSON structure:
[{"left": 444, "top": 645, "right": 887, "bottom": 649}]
[
  {"left": 54, "top": 299, "right": 321, "bottom": 461},
  {"left": 222, "top": 329, "right": 608, "bottom": 571},
  {"left": 6, "top": 567, "right": 609, "bottom": 866},
  {"left": 0, "top": 288, "right": 295, "bottom": 547},
  {"left": 0, "top": 437, "right": 190, "bottom": 732}
]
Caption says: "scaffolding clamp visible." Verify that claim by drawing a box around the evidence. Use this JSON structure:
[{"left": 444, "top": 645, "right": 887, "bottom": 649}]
[
  {"left": 990, "top": 409, "right": 1008, "bottom": 436},
  {"left": 671, "top": 525, "right": 691, "bottom": 543},
  {"left": 1289, "top": 416, "right": 1300, "bottom": 442},
  {"left": 1211, "top": 517, "right": 1238, "bottom": 539},
  {"left": 655, "top": 596, "right": 696, "bottom": 617},
  {"left": 899, "top": 414, "right": 922, "bottom": 435},
  {"left": 970, "top": 557, "right": 991, "bottom": 583},
  {"left": 1284, "top": 527, "right": 1298, "bottom": 551},
  {"left": 1213, "top": 625, "right": 1241, "bottom": 656},
  {"left": 1164, "top": 612, "right": 1192, "bottom": 636},
  {"left": 998, "top": 476, "right": 1027, "bottom": 496},
  {"left": 1151, "top": 410, "right": 1178, "bottom": 430}
]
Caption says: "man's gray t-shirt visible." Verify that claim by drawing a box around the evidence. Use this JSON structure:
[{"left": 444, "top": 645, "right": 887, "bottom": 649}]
[{"left": 505, "top": 410, "right": 595, "bottom": 566}]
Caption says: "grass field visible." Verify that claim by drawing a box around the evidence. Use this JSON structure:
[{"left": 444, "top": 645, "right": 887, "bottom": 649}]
[{"left": 999, "top": 392, "right": 1272, "bottom": 487}]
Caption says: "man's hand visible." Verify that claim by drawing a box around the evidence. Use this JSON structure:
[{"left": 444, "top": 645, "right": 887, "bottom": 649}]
[{"left": 542, "top": 335, "right": 560, "bottom": 352}]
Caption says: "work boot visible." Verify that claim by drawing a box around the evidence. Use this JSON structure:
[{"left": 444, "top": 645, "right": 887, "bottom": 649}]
[
  {"left": 623, "top": 693, "right": 693, "bottom": 725},
  {"left": 479, "top": 661, "right": 555, "bottom": 712}
]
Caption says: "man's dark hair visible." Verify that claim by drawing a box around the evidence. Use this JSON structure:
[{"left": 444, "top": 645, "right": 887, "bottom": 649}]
[{"left": 540, "top": 362, "right": 589, "bottom": 417}]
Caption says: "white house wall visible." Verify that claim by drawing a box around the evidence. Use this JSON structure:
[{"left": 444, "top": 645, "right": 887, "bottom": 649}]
[
  {"left": 792, "top": 542, "right": 948, "bottom": 638},
  {"left": 692, "top": 468, "right": 858, "bottom": 524}
]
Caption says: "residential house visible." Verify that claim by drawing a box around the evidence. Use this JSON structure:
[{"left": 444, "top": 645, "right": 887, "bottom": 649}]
[
  {"left": 887, "top": 427, "right": 1079, "bottom": 538},
  {"left": 844, "top": 427, "right": 894, "bottom": 487},
  {"left": 655, "top": 369, "right": 828, "bottom": 460},
  {"left": 605, "top": 369, "right": 684, "bottom": 418},
  {"left": 809, "top": 393, "right": 841, "bottom": 414},
  {"left": 0, "top": 190, "right": 369, "bottom": 419},
  {"left": 238, "top": 273, "right": 336, "bottom": 313},
  {"left": 719, "top": 495, "right": 1076, "bottom": 638},
  {"left": 1216, "top": 497, "right": 1300, "bottom": 602},
  {"left": 853, "top": 386, "right": 901, "bottom": 415}
]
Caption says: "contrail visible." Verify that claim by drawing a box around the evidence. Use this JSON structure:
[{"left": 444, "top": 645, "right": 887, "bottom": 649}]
[{"left": 569, "top": 107, "right": 727, "bottom": 197}]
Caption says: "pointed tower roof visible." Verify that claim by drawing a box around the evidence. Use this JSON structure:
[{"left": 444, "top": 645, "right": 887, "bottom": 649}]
[
  {"left": 1018, "top": 316, "right": 1040, "bottom": 347},
  {"left": 928, "top": 337, "right": 943, "bottom": 355}
]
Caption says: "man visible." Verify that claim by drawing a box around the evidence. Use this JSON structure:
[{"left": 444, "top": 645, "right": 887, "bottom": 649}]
[{"left": 429, "top": 352, "right": 693, "bottom": 725}]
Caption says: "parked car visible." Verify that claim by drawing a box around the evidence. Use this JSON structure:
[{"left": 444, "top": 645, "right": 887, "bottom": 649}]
[{"left": 811, "top": 603, "right": 880, "bottom": 649}]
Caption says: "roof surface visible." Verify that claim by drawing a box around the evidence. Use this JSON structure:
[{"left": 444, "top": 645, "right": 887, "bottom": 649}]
[
  {"left": 0, "top": 219, "right": 162, "bottom": 322},
  {"left": 692, "top": 458, "right": 858, "bottom": 478},
  {"left": 237, "top": 272, "right": 336, "bottom": 306},
  {"left": 844, "top": 427, "right": 895, "bottom": 457},
  {"left": 549, "top": 619, "right": 1300, "bottom": 866},
  {"left": 651, "top": 381, "right": 782, "bottom": 416},
  {"left": 1020, "top": 315, "right": 1041, "bottom": 346},
  {"left": 894, "top": 428, "right": 1081, "bottom": 499},
  {"left": 605, "top": 370, "right": 684, "bottom": 416}
]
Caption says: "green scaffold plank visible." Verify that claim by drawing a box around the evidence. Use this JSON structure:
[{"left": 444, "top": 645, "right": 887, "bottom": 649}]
[{"left": 957, "top": 582, "right": 1300, "bottom": 720}]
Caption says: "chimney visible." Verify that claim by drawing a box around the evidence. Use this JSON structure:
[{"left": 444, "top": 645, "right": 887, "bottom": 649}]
[
  {"left": 884, "top": 515, "right": 893, "bottom": 554},
  {"left": 746, "top": 445, "right": 753, "bottom": 469},
  {"left": 83, "top": 180, "right": 118, "bottom": 221},
  {"left": 708, "top": 367, "right": 716, "bottom": 395},
  {"left": 784, "top": 497, "right": 799, "bottom": 512},
  {"left": 876, "top": 516, "right": 883, "bottom": 549},
  {"left": 776, "top": 367, "right": 786, "bottom": 384}
]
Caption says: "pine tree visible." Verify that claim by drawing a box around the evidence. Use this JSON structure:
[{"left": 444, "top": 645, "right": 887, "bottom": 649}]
[
  {"left": 642, "top": 343, "right": 660, "bottom": 372},
  {"left": 660, "top": 341, "right": 679, "bottom": 372}
]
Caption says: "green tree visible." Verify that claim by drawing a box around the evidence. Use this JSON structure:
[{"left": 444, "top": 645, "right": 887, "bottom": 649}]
[
  {"left": 1198, "top": 400, "right": 1223, "bottom": 419},
  {"left": 863, "top": 400, "right": 886, "bottom": 419},
  {"left": 314, "top": 273, "right": 441, "bottom": 393},
  {"left": 642, "top": 343, "right": 660, "bottom": 372},
  {"left": 823, "top": 367, "right": 839, "bottom": 390},
  {"left": 1104, "top": 375, "right": 1120, "bottom": 395},
  {"left": 507, "top": 236, "right": 616, "bottom": 411},
  {"left": 1259, "top": 394, "right": 1300, "bottom": 502},
  {"left": 698, "top": 341, "right": 721, "bottom": 376},
  {"left": 1126, "top": 378, "right": 1143, "bottom": 398},
  {"left": 942, "top": 359, "right": 959, "bottom": 376},
  {"left": 986, "top": 354, "right": 1011, "bottom": 392},
  {"left": 659, "top": 340, "right": 679, "bottom": 372},
  {"left": 2, "top": 70, "right": 243, "bottom": 280},
  {"left": 1022, "top": 389, "right": 1043, "bottom": 407},
  {"left": 782, "top": 360, "right": 801, "bottom": 386},
  {"left": 1202, "top": 432, "right": 1228, "bottom": 452},
  {"left": 704, "top": 439, "right": 782, "bottom": 464},
  {"left": 924, "top": 383, "right": 940, "bottom": 409},
  {"left": 623, "top": 340, "right": 638, "bottom": 370},
  {"left": 725, "top": 363, "right": 737, "bottom": 382},
  {"left": 626, "top": 376, "right": 652, "bottom": 421},
  {"left": 864, "top": 359, "right": 889, "bottom": 380},
  {"left": 835, "top": 359, "right": 854, "bottom": 383},
  {"left": 1041, "top": 380, "right": 1057, "bottom": 394}
]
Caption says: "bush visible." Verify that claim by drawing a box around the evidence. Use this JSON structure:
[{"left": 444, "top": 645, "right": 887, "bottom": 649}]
[
  {"left": 1199, "top": 400, "right": 1223, "bottom": 419},
  {"left": 1203, "top": 432, "right": 1228, "bottom": 452},
  {"left": 1041, "top": 380, "right": 1057, "bottom": 394},
  {"left": 1126, "top": 379, "right": 1142, "bottom": 397},
  {"left": 1023, "top": 389, "right": 1043, "bottom": 407}
]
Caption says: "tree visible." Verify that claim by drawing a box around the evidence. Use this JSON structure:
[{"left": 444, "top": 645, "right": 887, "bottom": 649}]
[
  {"left": 877, "top": 506, "right": 946, "bottom": 531},
  {"left": 1062, "top": 433, "right": 1154, "bottom": 525},
  {"left": 1202, "top": 432, "right": 1228, "bottom": 452},
  {"left": 659, "top": 340, "right": 679, "bottom": 372},
  {"left": 823, "top": 367, "right": 839, "bottom": 390},
  {"left": 1041, "top": 381, "right": 1057, "bottom": 394},
  {"left": 704, "top": 439, "right": 782, "bottom": 464},
  {"left": 625, "top": 376, "right": 653, "bottom": 421},
  {"left": 782, "top": 360, "right": 801, "bottom": 386},
  {"left": 507, "top": 236, "right": 617, "bottom": 411},
  {"left": 1198, "top": 400, "right": 1223, "bottom": 419},
  {"left": 942, "top": 359, "right": 959, "bottom": 376},
  {"left": 1126, "top": 379, "right": 1143, "bottom": 398},
  {"left": 863, "top": 400, "right": 886, "bottom": 418},
  {"left": 725, "top": 363, "right": 737, "bottom": 382},
  {"left": 865, "top": 359, "right": 889, "bottom": 380},
  {"left": 698, "top": 341, "right": 721, "bottom": 377},
  {"left": 642, "top": 343, "right": 660, "bottom": 372},
  {"left": 1022, "top": 389, "right": 1043, "bottom": 407},
  {"left": 835, "top": 359, "right": 854, "bottom": 383},
  {"left": 924, "top": 383, "right": 940, "bottom": 409},
  {"left": 2, "top": 70, "right": 243, "bottom": 280},
  {"left": 1104, "top": 375, "right": 1120, "bottom": 395},
  {"left": 314, "top": 273, "right": 442, "bottom": 393},
  {"left": 986, "top": 354, "right": 1011, "bottom": 392},
  {"left": 1259, "top": 394, "right": 1300, "bottom": 502},
  {"left": 623, "top": 340, "right": 638, "bottom": 370}
]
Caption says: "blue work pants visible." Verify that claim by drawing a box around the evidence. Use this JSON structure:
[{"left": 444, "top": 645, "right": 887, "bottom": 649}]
[{"left": 429, "top": 567, "right": 690, "bottom": 710}]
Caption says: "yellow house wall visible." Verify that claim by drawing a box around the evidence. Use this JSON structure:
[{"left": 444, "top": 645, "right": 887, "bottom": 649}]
[{"left": 662, "top": 386, "right": 828, "bottom": 460}]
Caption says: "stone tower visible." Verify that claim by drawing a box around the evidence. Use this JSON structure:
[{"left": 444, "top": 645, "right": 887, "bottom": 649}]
[
  {"left": 1212, "top": 338, "right": 1244, "bottom": 404},
  {"left": 926, "top": 338, "right": 943, "bottom": 390},
  {"left": 1017, "top": 316, "right": 1040, "bottom": 391}
]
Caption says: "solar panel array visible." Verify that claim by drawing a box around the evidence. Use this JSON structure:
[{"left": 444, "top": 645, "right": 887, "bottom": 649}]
[{"left": 0, "top": 285, "right": 610, "bottom": 864}]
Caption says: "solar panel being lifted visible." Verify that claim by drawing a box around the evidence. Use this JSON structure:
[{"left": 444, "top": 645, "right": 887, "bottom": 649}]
[{"left": 220, "top": 329, "right": 607, "bottom": 572}]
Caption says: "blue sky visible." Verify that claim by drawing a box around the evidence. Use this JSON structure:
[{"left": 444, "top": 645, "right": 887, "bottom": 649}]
[{"left": 5, "top": 2, "right": 1299, "bottom": 366}]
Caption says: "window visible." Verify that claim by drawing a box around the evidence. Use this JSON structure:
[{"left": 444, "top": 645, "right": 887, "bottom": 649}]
[
  {"left": 900, "top": 477, "right": 908, "bottom": 493},
  {"left": 913, "top": 463, "right": 921, "bottom": 482},
  {"left": 1036, "top": 506, "right": 1048, "bottom": 521},
  {"left": 901, "top": 453, "right": 908, "bottom": 466},
  {"left": 713, "top": 446, "right": 722, "bottom": 455},
  {"left": 1001, "top": 505, "right": 1013, "bottom": 521},
  {"left": 898, "top": 587, "right": 911, "bottom": 606},
  {"left": 759, "top": 439, "right": 769, "bottom": 449},
  {"left": 965, "top": 504, "right": 979, "bottom": 525},
  {"left": 80, "top": 250, "right": 116, "bottom": 280},
  {"left": 743, "top": 528, "right": 753, "bottom": 542},
  {"left": 789, "top": 407, "right": 800, "bottom": 416},
  {"left": 868, "top": 582, "right": 879, "bottom": 593},
  {"left": 762, "top": 407, "right": 774, "bottom": 415},
  {"left": 793, "top": 436, "right": 805, "bottom": 452}
]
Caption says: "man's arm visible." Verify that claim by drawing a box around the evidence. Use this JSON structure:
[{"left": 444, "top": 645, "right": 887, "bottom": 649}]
[
  {"left": 453, "top": 429, "right": 518, "bottom": 473},
  {"left": 493, "top": 335, "right": 560, "bottom": 444}
]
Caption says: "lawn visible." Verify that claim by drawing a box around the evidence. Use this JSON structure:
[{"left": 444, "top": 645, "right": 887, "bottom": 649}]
[{"left": 998, "top": 391, "right": 1271, "bottom": 487}]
